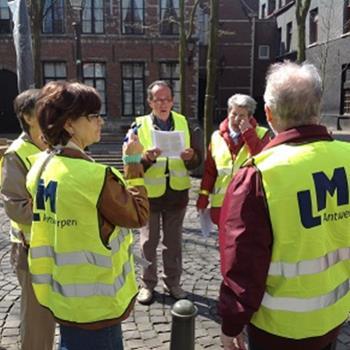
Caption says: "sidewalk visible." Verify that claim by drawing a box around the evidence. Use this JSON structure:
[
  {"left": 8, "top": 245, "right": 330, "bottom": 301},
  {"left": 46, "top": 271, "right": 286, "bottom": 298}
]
[{"left": 0, "top": 179, "right": 349, "bottom": 349}]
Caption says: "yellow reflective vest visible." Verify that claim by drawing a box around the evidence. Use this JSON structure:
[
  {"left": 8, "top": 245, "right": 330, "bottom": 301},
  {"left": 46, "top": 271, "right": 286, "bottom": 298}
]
[
  {"left": 210, "top": 126, "right": 268, "bottom": 207},
  {"left": 136, "top": 112, "right": 191, "bottom": 198},
  {"left": 3, "top": 134, "right": 40, "bottom": 243},
  {"left": 250, "top": 140, "right": 350, "bottom": 339},
  {"left": 27, "top": 153, "right": 138, "bottom": 323}
]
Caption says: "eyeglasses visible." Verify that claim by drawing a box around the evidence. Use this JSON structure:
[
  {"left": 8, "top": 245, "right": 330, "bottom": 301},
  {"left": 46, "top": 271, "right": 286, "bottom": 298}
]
[
  {"left": 84, "top": 113, "right": 101, "bottom": 121},
  {"left": 152, "top": 98, "right": 173, "bottom": 104}
]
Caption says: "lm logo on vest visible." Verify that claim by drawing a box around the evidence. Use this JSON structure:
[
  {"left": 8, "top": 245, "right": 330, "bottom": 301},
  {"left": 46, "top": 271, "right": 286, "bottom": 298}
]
[
  {"left": 297, "top": 167, "right": 349, "bottom": 229},
  {"left": 33, "top": 179, "right": 57, "bottom": 221}
]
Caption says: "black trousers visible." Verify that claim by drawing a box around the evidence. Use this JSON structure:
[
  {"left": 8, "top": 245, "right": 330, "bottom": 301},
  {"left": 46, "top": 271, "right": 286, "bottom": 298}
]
[{"left": 248, "top": 338, "right": 337, "bottom": 350}]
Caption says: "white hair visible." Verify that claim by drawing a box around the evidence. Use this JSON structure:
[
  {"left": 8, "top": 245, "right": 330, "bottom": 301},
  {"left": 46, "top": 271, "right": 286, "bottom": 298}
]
[
  {"left": 264, "top": 61, "right": 322, "bottom": 129},
  {"left": 227, "top": 94, "right": 257, "bottom": 116}
]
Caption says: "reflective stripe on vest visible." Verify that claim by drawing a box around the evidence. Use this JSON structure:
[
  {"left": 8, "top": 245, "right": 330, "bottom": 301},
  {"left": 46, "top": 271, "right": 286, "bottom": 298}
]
[
  {"left": 250, "top": 140, "right": 350, "bottom": 339},
  {"left": 260, "top": 278, "right": 350, "bottom": 312},
  {"left": 4, "top": 134, "right": 40, "bottom": 243},
  {"left": 31, "top": 260, "right": 132, "bottom": 298},
  {"left": 126, "top": 178, "right": 145, "bottom": 187},
  {"left": 210, "top": 126, "right": 268, "bottom": 207},
  {"left": 269, "top": 247, "right": 350, "bottom": 278},
  {"left": 30, "top": 228, "right": 130, "bottom": 267},
  {"left": 27, "top": 155, "right": 138, "bottom": 323},
  {"left": 136, "top": 112, "right": 191, "bottom": 198}
]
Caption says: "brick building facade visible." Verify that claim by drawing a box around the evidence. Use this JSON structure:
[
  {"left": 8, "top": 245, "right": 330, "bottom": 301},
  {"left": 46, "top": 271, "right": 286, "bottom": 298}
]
[
  {"left": 0, "top": 0, "right": 198, "bottom": 132},
  {"left": 0, "top": 0, "right": 273, "bottom": 133}
]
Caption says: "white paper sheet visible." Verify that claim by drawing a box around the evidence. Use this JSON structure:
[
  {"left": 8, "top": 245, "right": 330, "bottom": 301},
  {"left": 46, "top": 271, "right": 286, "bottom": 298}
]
[
  {"left": 198, "top": 208, "right": 215, "bottom": 237},
  {"left": 152, "top": 129, "right": 185, "bottom": 158}
]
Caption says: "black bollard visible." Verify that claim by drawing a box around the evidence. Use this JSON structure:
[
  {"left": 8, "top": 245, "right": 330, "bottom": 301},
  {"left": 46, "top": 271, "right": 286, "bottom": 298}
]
[{"left": 170, "top": 299, "right": 198, "bottom": 350}]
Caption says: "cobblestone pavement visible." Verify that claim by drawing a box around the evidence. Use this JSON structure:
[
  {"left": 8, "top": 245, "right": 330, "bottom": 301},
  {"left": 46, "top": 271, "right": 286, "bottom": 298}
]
[{"left": 0, "top": 179, "right": 349, "bottom": 349}]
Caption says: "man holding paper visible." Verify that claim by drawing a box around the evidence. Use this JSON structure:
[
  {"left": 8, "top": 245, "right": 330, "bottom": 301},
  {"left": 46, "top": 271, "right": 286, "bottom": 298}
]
[{"left": 130, "top": 80, "right": 201, "bottom": 304}]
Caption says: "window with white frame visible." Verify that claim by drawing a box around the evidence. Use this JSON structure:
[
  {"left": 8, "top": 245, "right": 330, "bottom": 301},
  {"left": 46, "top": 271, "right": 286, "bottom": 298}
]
[
  {"left": 268, "top": 0, "right": 276, "bottom": 15},
  {"left": 121, "top": 0, "right": 144, "bottom": 34},
  {"left": 83, "top": 62, "right": 107, "bottom": 115},
  {"left": 43, "top": 62, "right": 67, "bottom": 84},
  {"left": 42, "top": 0, "right": 65, "bottom": 34},
  {"left": 121, "top": 63, "right": 145, "bottom": 116},
  {"left": 309, "top": 8, "right": 318, "bottom": 44},
  {"left": 160, "top": 0, "right": 179, "bottom": 35},
  {"left": 159, "top": 62, "right": 180, "bottom": 111},
  {"left": 82, "top": 0, "right": 104, "bottom": 34},
  {"left": 0, "top": 0, "right": 11, "bottom": 34},
  {"left": 341, "top": 64, "right": 350, "bottom": 114},
  {"left": 286, "top": 21, "right": 292, "bottom": 52},
  {"left": 344, "top": 0, "right": 350, "bottom": 33},
  {"left": 258, "top": 45, "right": 270, "bottom": 59}
]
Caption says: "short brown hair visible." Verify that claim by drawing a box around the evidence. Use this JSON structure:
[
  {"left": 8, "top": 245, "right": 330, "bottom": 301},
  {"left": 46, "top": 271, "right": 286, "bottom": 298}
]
[
  {"left": 13, "top": 89, "right": 41, "bottom": 133},
  {"left": 36, "top": 81, "right": 101, "bottom": 146},
  {"left": 147, "top": 80, "right": 174, "bottom": 101}
]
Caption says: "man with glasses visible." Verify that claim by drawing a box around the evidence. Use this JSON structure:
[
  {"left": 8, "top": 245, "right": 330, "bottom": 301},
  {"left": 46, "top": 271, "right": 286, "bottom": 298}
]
[{"left": 130, "top": 80, "right": 201, "bottom": 304}]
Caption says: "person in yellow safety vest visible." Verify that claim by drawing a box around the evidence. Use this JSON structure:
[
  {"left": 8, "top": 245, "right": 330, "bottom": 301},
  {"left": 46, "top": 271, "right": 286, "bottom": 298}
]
[
  {"left": 131, "top": 80, "right": 201, "bottom": 305},
  {"left": 219, "top": 61, "right": 350, "bottom": 350},
  {"left": 0, "top": 89, "right": 56, "bottom": 350},
  {"left": 196, "top": 94, "right": 270, "bottom": 226},
  {"left": 26, "top": 81, "right": 149, "bottom": 350}
]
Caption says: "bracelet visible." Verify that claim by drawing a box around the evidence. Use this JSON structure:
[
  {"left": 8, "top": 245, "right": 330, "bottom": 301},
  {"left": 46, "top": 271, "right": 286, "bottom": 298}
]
[
  {"left": 122, "top": 154, "right": 142, "bottom": 164},
  {"left": 199, "top": 189, "right": 210, "bottom": 196}
]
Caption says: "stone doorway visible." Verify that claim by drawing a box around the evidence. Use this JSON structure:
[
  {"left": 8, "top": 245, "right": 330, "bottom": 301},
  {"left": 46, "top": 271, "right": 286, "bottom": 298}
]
[{"left": 0, "top": 69, "right": 20, "bottom": 133}]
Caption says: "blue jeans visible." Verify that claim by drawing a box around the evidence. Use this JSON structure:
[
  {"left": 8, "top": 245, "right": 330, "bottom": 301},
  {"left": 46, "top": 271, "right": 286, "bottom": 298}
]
[{"left": 59, "top": 323, "right": 124, "bottom": 350}]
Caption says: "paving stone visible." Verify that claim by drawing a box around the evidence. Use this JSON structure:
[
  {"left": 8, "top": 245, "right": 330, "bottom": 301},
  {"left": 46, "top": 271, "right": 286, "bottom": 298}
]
[
  {"left": 123, "top": 330, "right": 142, "bottom": 340},
  {"left": 137, "top": 323, "right": 154, "bottom": 332},
  {"left": 2, "top": 328, "right": 19, "bottom": 336},
  {"left": 144, "top": 338, "right": 163, "bottom": 348},
  {"left": 140, "top": 330, "right": 158, "bottom": 340},
  {"left": 336, "top": 344, "right": 350, "bottom": 350},
  {"left": 0, "top": 335, "right": 18, "bottom": 345},
  {"left": 127, "top": 339, "right": 146, "bottom": 349}
]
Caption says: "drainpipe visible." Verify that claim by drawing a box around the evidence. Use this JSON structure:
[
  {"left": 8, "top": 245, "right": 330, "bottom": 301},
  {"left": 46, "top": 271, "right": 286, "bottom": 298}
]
[{"left": 250, "top": 13, "right": 257, "bottom": 97}]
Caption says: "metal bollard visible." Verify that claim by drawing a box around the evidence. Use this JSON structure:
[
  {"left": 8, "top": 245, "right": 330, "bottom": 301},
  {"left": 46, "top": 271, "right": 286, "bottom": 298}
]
[{"left": 170, "top": 299, "right": 198, "bottom": 350}]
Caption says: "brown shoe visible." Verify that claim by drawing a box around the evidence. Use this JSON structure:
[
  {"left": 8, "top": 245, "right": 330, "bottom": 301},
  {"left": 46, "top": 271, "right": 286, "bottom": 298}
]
[
  {"left": 137, "top": 287, "right": 154, "bottom": 304},
  {"left": 163, "top": 285, "right": 187, "bottom": 299}
]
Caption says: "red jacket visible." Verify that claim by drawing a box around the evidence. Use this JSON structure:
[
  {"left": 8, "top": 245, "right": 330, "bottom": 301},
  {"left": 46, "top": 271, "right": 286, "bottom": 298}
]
[
  {"left": 196, "top": 117, "right": 270, "bottom": 225},
  {"left": 218, "top": 125, "right": 340, "bottom": 350}
]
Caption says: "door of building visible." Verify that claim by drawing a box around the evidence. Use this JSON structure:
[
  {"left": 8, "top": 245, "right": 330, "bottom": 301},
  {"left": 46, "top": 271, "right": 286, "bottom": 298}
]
[{"left": 0, "top": 69, "right": 20, "bottom": 133}]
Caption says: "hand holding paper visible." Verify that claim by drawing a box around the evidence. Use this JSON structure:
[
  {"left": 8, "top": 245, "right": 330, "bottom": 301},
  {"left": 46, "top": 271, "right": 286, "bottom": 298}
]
[
  {"left": 180, "top": 148, "right": 194, "bottom": 161},
  {"left": 145, "top": 148, "right": 162, "bottom": 161},
  {"left": 151, "top": 129, "right": 185, "bottom": 157}
]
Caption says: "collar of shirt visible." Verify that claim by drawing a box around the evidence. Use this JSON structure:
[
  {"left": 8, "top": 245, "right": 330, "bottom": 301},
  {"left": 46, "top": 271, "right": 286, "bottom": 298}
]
[
  {"left": 228, "top": 124, "right": 241, "bottom": 144},
  {"left": 264, "top": 124, "right": 333, "bottom": 150},
  {"left": 151, "top": 112, "right": 173, "bottom": 131},
  {"left": 21, "top": 131, "right": 35, "bottom": 145},
  {"left": 60, "top": 141, "right": 94, "bottom": 161}
]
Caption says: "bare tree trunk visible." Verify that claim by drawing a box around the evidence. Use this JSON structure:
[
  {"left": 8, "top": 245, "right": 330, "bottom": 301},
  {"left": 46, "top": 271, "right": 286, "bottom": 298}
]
[
  {"left": 30, "top": 0, "right": 43, "bottom": 87},
  {"left": 179, "top": 0, "right": 186, "bottom": 115},
  {"left": 203, "top": 0, "right": 218, "bottom": 151},
  {"left": 297, "top": 22, "right": 306, "bottom": 62},
  {"left": 296, "top": 0, "right": 311, "bottom": 63}
]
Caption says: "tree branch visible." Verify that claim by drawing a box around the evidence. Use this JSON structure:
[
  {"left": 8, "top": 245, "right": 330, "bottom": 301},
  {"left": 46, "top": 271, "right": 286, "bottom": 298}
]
[{"left": 186, "top": 0, "right": 200, "bottom": 41}]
